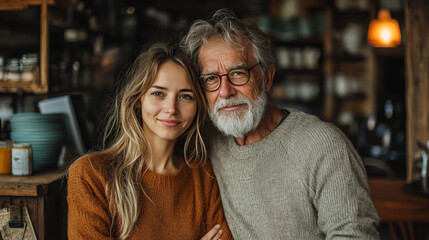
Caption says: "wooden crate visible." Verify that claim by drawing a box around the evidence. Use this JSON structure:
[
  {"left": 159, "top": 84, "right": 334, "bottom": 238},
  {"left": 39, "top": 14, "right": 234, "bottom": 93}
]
[{"left": 0, "top": 170, "right": 67, "bottom": 240}]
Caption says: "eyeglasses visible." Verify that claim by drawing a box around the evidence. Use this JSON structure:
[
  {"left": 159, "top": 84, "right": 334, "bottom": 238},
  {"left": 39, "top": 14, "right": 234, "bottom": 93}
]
[{"left": 200, "top": 63, "right": 260, "bottom": 92}]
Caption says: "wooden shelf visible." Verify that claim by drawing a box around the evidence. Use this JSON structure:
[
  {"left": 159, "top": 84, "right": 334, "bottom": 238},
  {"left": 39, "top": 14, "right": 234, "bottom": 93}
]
[
  {"left": 0, "top": 169, "right": 65, "bottom": 197},
  {"left": 373, "top": 46, "right": 405, "bottom": 57},
  {"left": 271, "top": 35, "right": 324, "bottom": 45},
  {"left": 0, "top": 67, "right": 48, "bottom": 93},
  {"left": 276, "top": 68, "right": 323, "bottom": 75},
  {"left": 335, "top": 92, "right": 367, "bottom": 100},
  {"left": 333, "top": 8, "right": 371, "bottom": 16},
  {"left": 274, "top": 98, "right": 323, "bottom": 106},
  {"left": 0, "top": 0, "right": 55, "bottom": 94},
  {"left": 0, "top": 0, "right": 54, "bottom": 6},
  {"left": 333, "top": 54, "right": 368, "bottom": 62}
]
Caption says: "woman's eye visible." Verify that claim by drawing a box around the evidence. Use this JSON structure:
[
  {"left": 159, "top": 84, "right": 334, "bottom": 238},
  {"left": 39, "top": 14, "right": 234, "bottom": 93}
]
[
  {"left": 179, "top": 94, "right": 194, "bottom": 100},
  {"left": 151, "top": 92, "right": 164, "bottom": 97}
]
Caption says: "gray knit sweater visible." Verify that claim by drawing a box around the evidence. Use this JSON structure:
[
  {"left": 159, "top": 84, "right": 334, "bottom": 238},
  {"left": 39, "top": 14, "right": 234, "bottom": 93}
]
[{"left": 209, "top": 110, "right": 380, "bottom": 240}]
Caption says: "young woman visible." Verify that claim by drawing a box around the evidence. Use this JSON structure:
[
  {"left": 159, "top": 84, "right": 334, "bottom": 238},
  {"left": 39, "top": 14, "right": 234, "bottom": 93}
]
[{"left": 67, "top": 42, "right": 232, "bottom": 240}]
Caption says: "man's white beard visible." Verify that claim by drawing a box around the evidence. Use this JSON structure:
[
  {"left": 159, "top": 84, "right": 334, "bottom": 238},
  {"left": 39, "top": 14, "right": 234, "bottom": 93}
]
[{"left": 208, "top": 91, "right": 267, "bottom": 138}]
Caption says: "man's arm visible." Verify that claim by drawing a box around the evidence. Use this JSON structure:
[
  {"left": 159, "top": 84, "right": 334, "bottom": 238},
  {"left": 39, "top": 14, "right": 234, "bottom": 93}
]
[{"left": 309, "top": 124, "right": 380, "bottom": 239}]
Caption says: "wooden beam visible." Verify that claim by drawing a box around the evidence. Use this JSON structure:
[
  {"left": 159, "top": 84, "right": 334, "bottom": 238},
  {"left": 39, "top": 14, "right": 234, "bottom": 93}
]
[
  {"left": 0, "top": 4, "right": 27, "bottom": 10},
  {"left": 40, "top": 0, "right": 49, "bottom": 93},
  {"left": 0, "top": 0, "right": 54, "bottom": 6},
  {"left": 323, "top": 8, "right": 334, "bottom": 121},
  {"left": 405, "top": 0, "right": 429, "bottom": 183}
]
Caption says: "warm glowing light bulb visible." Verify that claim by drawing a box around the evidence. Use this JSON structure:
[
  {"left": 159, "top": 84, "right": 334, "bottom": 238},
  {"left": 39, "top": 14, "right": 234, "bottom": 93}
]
[
  {"left": 381, "top": 29, "right": 391, "bottom": 43},
  {"left": 367, "top": 9, "right": 401, "bottom": 47}
]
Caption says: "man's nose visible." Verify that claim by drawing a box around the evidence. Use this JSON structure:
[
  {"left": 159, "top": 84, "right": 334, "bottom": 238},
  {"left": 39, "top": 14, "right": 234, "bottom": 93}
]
[{"left": 219, "top": 76, "right": 236, "bottom": 99}]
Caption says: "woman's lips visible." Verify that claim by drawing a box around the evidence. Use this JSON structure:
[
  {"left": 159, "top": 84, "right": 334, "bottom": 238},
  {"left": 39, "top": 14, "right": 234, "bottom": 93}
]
[{"left": 158, "top": 119, "right": 181, "bottom": 127}]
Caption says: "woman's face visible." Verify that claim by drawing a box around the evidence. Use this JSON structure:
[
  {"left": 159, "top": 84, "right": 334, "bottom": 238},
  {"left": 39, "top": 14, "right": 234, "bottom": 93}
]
[{"left": 140, "top": 61, "right": 197, "bottom": 142}]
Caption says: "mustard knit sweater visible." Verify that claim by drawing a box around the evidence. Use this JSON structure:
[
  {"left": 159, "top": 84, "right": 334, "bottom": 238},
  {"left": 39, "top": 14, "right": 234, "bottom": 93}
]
[{"left": 67, "top": 153, "right": 233, "bottom": 239}]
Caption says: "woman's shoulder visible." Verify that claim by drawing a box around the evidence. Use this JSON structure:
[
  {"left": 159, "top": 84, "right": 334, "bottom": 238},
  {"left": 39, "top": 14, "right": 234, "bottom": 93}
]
[
  {"left": 67, "top": 152, "right": 113, "bottom": 208},
  {"left": 68, "top": 152, "right": 112, "bottom": 184}
]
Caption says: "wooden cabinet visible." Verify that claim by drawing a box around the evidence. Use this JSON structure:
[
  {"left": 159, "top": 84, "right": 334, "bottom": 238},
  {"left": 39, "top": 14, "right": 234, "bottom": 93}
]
[
  {"left": 0, "top": 170, "right": 67, "bottom": 240},
  {"left": 0, "top": 0, "right": 55, "bottom": 94}
]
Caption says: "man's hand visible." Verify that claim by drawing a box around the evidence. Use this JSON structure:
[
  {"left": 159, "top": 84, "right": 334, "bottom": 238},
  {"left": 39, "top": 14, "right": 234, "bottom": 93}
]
[{"left": 201, "top": 224, "right": 223, "bottom": 240}]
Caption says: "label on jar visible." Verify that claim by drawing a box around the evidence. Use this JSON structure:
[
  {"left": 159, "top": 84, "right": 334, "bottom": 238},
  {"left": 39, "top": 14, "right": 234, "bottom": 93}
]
[{"left": 12, "top": 148, "right": 32, "bottom": 176}]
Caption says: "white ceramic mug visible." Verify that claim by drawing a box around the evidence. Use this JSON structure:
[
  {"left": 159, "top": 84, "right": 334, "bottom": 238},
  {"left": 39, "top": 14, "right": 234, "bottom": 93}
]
[{"left": 303, "top": 47, "right": 321, "bottom": 69}]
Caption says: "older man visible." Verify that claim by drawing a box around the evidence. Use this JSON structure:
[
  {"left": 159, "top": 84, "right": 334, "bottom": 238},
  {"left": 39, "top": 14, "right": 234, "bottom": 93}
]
[{"left": 181, "top": 9, "right": 380, "bottom": 240}]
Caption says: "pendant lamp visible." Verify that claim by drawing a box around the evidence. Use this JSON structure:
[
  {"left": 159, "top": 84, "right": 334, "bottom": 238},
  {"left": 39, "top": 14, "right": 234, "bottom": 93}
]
[{"left": 367, "top": 9, "right": 401, "bottom": 47}]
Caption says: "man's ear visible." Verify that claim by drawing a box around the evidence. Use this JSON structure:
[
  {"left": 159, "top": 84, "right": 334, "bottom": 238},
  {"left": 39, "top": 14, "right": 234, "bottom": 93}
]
[{"left": 264, "top": 66, "right": 275, "bottom": 92}]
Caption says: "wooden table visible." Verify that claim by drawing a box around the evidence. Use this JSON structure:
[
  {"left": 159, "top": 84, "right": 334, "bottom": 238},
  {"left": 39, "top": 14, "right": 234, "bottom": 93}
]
[
  {"left": 369, "top": 178, "right": 429, "bottom": 240},
  {"left": 0, "top": 170, "right": 67, "bottom": 240}
]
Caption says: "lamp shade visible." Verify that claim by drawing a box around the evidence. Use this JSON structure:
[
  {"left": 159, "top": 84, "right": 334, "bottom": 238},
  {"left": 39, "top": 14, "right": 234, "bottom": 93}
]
[{"left": 367, "top": 9, "right": 401, "bottom": 47}]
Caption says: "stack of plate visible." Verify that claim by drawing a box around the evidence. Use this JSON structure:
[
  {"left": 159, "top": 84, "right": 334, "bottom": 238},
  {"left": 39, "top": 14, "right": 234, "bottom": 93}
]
[{"left": 10, "top": 113, "right": 66, "bottom": 171}]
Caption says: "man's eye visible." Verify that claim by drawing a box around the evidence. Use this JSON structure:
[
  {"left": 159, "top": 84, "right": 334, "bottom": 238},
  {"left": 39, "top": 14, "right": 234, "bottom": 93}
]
[
  {"left": 230, "top": 70, "right": 246, "bottom": 76},
  {"left": 204, "top": 76, "right": 219, "bottom": 82}
]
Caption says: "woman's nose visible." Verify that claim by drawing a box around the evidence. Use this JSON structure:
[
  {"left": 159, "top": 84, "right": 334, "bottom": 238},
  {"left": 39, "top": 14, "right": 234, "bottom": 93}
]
[{"left": 164, "top": 97, "right": 177, "bottom": 114}]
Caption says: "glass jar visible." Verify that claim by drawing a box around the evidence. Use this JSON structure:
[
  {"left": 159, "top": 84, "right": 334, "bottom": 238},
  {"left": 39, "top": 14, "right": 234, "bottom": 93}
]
[
  {"left": 12, "top": 143, "right": 32, "bottom": 176},
  {"left": 0, "top": 141, "right": 12, "bottom": 175},
  {"left": 21, "top": 54, "right": 38, "bottom": 82},
  {"left": 4, "top": 58, "right": 21, "bottom": 81}
]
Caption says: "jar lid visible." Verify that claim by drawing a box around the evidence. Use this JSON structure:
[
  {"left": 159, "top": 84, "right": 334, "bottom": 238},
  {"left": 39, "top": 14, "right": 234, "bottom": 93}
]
[
  {"left": 22, "top": 53, "right": 38, "bottom": 59},
  {"left": 13, "top": 143, "right": 31, "bottom": 148},
  {"left": 0, "top": 141, "right": 12, "bottom": 148}
]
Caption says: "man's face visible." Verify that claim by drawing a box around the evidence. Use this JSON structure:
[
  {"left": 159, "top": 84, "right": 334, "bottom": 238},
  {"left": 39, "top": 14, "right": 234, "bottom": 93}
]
[{"left": 198, "top": 37, "right": 268, "bottom": 138}]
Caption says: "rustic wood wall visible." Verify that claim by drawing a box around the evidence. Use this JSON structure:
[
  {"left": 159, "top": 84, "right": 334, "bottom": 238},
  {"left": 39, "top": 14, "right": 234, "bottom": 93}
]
[{"left": 405, "top": 0, "right": 429, "bottom": 182}]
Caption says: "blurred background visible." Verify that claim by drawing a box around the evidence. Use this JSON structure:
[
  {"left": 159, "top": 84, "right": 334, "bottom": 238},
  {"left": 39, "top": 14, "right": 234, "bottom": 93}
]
[{"left": 0, "top": 0, "right": 409, "bottom": 178}]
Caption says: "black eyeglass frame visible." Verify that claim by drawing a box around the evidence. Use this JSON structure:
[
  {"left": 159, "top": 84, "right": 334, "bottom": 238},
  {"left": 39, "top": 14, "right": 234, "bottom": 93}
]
[{"left": 200, "top": 62, "right": 260, "bottom": 92}]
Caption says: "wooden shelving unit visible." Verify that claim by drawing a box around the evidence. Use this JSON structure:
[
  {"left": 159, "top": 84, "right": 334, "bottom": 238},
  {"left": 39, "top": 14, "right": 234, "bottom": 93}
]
[
  {"left": 269, "top": 20, "right": 328, "bottom": 117},
  {"left": 0, "top": 0, "right": 55, "bottom": 94},
  {"left": 324, "top": 3, "right": 376, "bottom": 121}
]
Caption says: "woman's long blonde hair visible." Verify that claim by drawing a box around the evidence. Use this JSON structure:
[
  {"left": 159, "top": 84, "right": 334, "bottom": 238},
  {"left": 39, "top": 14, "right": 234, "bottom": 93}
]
[{"left": 101, "top": 42, "right": 207, "bottom": 239}]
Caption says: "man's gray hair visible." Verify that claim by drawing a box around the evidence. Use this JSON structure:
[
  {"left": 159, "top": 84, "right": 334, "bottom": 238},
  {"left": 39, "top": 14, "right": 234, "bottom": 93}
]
[{"left": 180, "top": 8, "right": 274, "bottom": 77}]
